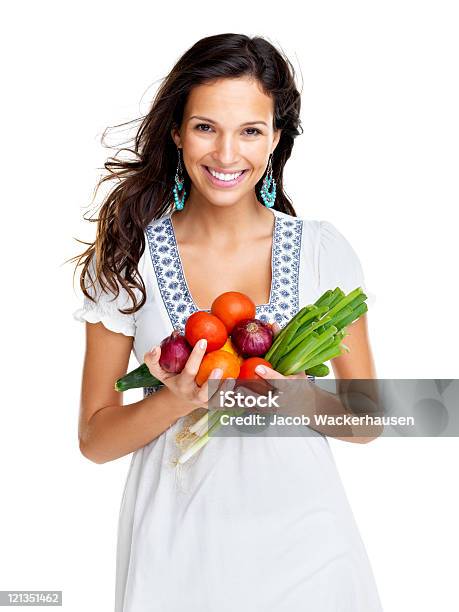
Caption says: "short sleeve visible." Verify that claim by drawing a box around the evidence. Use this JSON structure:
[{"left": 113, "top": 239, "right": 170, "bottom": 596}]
[
  {"left": 72, "top": 253, "right": 137, "bottom": 337},
  {"left": 316, "top": 221, "right": 376, "bottom": 308}
]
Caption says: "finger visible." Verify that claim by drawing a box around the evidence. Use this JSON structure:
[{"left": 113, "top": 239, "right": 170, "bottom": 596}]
[
  {"left": 272, "top": 321, "right": 281, "bottom": 338},
  {"left": 196, "top": 367, "right": 223, "bottom": 403},
  {"left": 211, "top": 375, "right": 235, "bottom": 401},
  {"left": 180, "top": 338, "right": 209, "bottom": 384},
  {"left": 143, "top": 346, "right": 174, "bottom": 383},
  {"left": 235, "top": 383, "right": 262, "bottom": 399},
  {"left": 221, "top": 377, "right": 236, "bottom": 393},
  {"left": 254, "top": 363, "right": 285, "bottom": 380}
]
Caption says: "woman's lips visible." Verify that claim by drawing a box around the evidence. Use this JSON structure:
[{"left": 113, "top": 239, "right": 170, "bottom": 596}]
[{"left": 201, "top": 165, "right": 249, "bottom": 188}]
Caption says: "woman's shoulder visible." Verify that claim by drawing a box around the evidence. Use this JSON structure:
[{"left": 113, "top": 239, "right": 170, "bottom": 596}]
[
  {"left": 310, "top": 218, "right": 371, "bottom": 298},
  {"left": 271, "top": 208, "right": 322, "bottom": 245},
  {"left": 144, "top": 210, "right": 173, "bottom": 229},
  {"left": 272, "top": 207, "right": 318, "bottom": 227},
  {"left": 275, "top": 210, "right": 370, "bottom": 295},
  {"left": 273, "top": 209, "right": 354, "bottom": 248}
]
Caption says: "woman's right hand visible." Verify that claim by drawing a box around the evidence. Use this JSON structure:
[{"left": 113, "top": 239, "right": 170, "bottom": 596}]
[{"left": 143, "top": 338, "right": 231, "bottom": 411}]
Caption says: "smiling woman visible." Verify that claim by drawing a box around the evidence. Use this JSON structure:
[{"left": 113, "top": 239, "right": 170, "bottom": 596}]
[
  {"left": 70, "top": 32, "right": 383, "bottom": 612},
  {"left": 170, "top": 75, "right": 282, "bottom": 207}
]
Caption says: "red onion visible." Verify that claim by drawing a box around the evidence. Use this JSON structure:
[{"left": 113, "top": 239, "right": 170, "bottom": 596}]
[
  {"left": 230, "top": 318, "right": 273, "bottom": 357},
  {"left": 159, "top": 330, "right": 192, "bottom": 373}
]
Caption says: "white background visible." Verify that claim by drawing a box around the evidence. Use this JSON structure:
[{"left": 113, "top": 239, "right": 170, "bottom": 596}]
[{"left": 1, "top": 1, "right": 458, "bottom": 610}]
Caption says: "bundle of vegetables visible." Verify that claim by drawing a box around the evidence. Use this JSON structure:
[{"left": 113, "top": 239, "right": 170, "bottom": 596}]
[
  {"left": 114, "top": 287, "right": 368, "bottom": 463},
  {"left": 115, "top": 285, "right": 368, "bottom": 392},
  {"left": 173, "top": 286, "right": 369, "bottom": 463}
]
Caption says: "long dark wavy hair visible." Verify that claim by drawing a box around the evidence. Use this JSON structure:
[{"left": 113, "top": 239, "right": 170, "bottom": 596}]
[{"left": 69, "top": 33, "right": 303, "bottom": 315}]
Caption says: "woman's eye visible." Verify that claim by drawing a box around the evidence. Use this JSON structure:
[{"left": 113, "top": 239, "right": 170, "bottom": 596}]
[
  {"left": 194, "top": 124, "right": 261, "bottom": 136},
  {"left": 195, "top": 123, "right": 213, "bottom": 132},
  {"left": 244, "top": 127, "right": 262, "bottom": 136}
]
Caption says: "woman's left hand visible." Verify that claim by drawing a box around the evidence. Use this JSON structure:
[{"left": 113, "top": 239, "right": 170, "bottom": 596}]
[
  {"left": 246, "top": 321, "right": 313, "bottom": 418},
  {"left": 258, "top": 321, "right": 309, "bottom": 381}
]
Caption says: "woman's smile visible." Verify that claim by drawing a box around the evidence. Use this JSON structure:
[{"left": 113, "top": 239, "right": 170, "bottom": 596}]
[{"left": 201, "top": 164, "right": 250, "bottom": 188}]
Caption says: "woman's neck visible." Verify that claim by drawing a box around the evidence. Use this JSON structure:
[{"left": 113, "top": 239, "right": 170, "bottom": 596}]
[{"left": 171, "top": 192, "right": 274, "bottom": 248}]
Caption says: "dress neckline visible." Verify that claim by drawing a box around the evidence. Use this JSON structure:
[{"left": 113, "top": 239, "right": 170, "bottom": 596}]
[
  {"left": 145, "top": 208, "right": 303, "bottom": 331},
  {"left": 166, "top": 208, "right": 279, "bottom": 313}
]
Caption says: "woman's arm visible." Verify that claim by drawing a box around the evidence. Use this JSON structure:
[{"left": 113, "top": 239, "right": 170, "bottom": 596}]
[
  {"left": 331, "top": 313, "right": 377, "bottom": 379},
  {"left": 78, "top": 321, "right": 195, "bottom": 464},
  {"left": 330, "top": 313, "right": 382, "bottom": 443}
]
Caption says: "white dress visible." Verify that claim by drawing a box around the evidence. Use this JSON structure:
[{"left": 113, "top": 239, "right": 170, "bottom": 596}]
[{"left": 73, "top": 207, "right": 383, "bottom": 612}]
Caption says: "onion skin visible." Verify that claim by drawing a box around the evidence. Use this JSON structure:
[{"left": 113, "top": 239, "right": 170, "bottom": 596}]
[
  {"left": 230, "top": 318, "right": 273, "bottom": 357},
  {"left": 159, "top": 330, "right": 192, "bottom": 373}
]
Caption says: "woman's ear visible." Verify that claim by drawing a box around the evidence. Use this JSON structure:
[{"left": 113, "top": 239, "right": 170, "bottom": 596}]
[
  {"left": 272, "top": 128, "right": 282, "bottom": 152},
  {"left": 170, "top": 124, "right": 182, "bottom": 148}
]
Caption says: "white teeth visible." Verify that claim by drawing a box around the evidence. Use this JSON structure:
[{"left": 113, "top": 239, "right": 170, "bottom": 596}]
[{"left": 208, "top": 167, "right": 244, "bottom": 181}]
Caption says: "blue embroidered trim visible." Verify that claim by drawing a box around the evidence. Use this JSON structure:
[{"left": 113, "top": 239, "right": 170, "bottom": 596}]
[{"left": 145, "top": 212, "right": 303, "bottom": 333}]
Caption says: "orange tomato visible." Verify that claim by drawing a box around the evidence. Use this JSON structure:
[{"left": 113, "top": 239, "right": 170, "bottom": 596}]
[
  {"left": 237, "top": 357, "right": 273, "bottom": 396},
  {"left": 211, "top": 291, "right": 256, "bottom": 334},
  {"left": 220, "top": 337, "right": 244, "bottom": 364},
  {"left": 195, "top": 350, "right": 241, "bottom": 387},
  {"left": 185, "top": 311, "right": 228, "bottom": 353}
]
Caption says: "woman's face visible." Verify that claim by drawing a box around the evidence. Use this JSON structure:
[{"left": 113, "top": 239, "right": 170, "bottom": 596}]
[{"left": 171, "top": 76, "right": 281, "bottom": 206}]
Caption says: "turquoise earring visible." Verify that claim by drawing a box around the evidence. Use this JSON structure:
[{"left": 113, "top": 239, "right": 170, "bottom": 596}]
[
  {"left": 173, "top": 148, "right": 186, "bottom": 211},
  {"left": 260, "top": 153, "right": 277, "bottom": 208}
]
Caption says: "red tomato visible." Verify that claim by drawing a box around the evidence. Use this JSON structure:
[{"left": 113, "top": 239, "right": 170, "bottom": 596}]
[
  {"left": 185, "top": 311, "right": 228, "bottom": 353},
  {"left": 211, "top": 291, "right": 256, "bottom": 334},
  {"left": 237, "top": 357, "right": 273, "bottom": 396}
]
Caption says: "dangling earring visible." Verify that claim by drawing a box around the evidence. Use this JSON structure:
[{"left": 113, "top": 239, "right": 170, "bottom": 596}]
[
  {"left": 260, "top": 153, "right": 277, "bottom": 208},
  {"left": 173, "top": 148, "right": 187, "bottom": 211}
]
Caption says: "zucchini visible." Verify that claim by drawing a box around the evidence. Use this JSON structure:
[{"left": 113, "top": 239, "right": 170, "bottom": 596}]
[
  {"left": 305, "top": 363, "right": 329, "bottom": 377},
  {"left": 115, "top": 363, "right": 162, "bottom": 392}
]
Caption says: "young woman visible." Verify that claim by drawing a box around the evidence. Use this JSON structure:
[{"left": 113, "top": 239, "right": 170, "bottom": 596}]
[{"left": 73, "top": 33, "right": 383, "bottom": 612}]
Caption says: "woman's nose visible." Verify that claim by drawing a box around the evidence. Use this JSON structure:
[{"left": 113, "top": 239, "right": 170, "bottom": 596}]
[{"left": 211, "top": 134, "right": 240, "bottom": 165}]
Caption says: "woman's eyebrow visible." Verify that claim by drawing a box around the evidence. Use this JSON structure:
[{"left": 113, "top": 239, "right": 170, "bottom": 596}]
[{"left": 188, "top": 115, "right": 268, "bottom": 127}]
